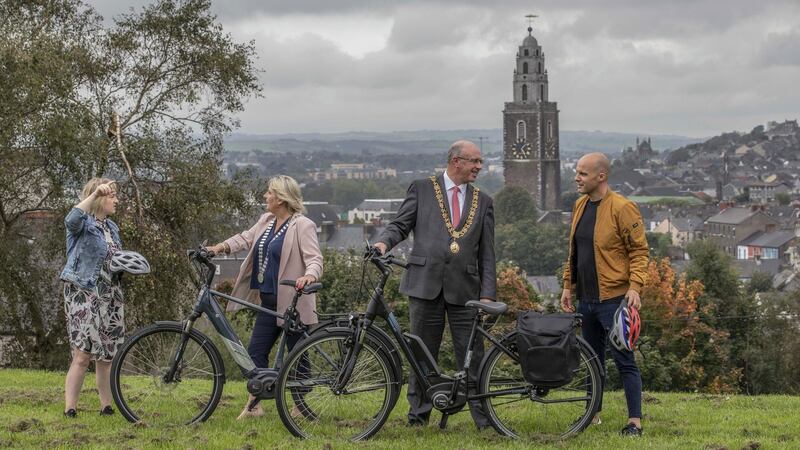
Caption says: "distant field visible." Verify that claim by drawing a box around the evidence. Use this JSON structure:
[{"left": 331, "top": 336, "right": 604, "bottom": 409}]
[{"left": 2, "top": 369, "right": 798, "bottom": 449}]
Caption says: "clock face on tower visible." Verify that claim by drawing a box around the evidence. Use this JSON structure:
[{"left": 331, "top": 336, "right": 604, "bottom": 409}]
[
  {"left": 511, "top": 138, "right": 532, "bottom": 159},
  {"left": 545, "top": 140, "right": 558, "bottom": 159}
]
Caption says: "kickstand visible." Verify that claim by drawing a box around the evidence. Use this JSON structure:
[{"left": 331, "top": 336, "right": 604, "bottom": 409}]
[
  {"left": 438, "top": 413, "right": 449, "bottom": 430},
  {"left": 247, "top": 397, "right": 261, "bottom": 411}
]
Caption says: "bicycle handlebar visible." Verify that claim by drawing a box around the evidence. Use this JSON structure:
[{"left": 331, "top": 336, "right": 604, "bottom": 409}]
[{"left": 365, "top": 247, "right": 408, "bottom": 270}]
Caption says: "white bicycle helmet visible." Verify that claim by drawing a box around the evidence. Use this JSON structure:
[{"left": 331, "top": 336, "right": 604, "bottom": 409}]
[
  {"left": 609, "top": 302, "right": 641, "bottom": 352},
  {"left": 110, "top": 250, "right": 151, "bottom": 275}
]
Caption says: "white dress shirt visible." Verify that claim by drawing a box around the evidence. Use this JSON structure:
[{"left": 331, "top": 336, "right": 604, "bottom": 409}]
[{"left": 442, "top": 171, "right": 466, "bottom": 224}]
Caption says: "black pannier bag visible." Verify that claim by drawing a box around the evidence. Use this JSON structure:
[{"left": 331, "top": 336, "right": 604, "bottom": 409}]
[{"left": 516, "top": 311, "right": 581, "bottom": 387}]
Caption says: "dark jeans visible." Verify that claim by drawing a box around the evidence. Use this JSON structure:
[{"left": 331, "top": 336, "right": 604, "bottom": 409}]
[
  {"left": 406, "top": 293, "right": 489, "bottom": 428},
  {"left": 248, "top": 293, "right": 302, "bottom": 368},
  {"left": 578, "top": 298, "right": 642, "bottom": 419}
]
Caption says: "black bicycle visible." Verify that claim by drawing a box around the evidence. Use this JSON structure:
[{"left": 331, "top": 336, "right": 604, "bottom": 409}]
[
  {"left": 273, "top": 250, "right": 603, "bottom": 441},
  {"left": 109, "top": 246, "right": 330, "bottom": 425}
]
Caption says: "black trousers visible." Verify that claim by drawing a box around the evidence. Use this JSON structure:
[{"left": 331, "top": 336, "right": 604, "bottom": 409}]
[
  {"left": 406, "top": 292, "right": 489, "bottom": 427},
  {"left": 247, "top": 293, "right": 303, "bottom": 368}
]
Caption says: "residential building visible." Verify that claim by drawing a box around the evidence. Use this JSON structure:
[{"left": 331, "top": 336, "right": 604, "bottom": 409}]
[
  {"left": 653, "top": 216, "right": 704, "bottom": 247},
  {"left": 736, "top": 230, "right": 796, "bottom": 262},
  {"left": 704, "top": 207, "right": 779, "bottom": 257},
  {"left": 348, "top": 199, "right": 405, "bottom": 223},
  {"left": 309, "top": 163, "right": 397, "bottom": 182}
]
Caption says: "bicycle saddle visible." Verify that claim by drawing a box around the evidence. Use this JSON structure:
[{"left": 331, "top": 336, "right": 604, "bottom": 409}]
[{"left": 465, "top": 300, "right": 508, "bottom": 315}]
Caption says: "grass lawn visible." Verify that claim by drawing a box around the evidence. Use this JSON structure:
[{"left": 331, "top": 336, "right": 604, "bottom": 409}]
[{"left": 1, "top": 368, "right": 798, "bottom": 449}]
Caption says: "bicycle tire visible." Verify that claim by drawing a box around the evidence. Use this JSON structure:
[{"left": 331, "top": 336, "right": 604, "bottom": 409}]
[
  {"left": 110, "top": 321, "right": 225, "bottom": 425},
  {"left": 309, "top": 320, "right": 404, "bottom": 409},
  {"left": 478, "top": 332, "right": 602, "bottom": 440},
  {"left": 275, "top": 327, "right": 399, "bottom": 441}
]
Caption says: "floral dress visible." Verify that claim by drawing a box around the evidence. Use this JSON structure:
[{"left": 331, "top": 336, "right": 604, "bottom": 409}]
[{"left": 63, "top": 219, "right": 125, "bottom": 362}]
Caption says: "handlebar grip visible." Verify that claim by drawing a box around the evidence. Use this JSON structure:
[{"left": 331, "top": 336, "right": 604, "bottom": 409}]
[{"left": 279, "top": 279, "right": 297, "bottom": 287}]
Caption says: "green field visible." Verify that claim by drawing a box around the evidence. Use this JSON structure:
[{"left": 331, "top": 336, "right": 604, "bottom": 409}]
[{"left": 1, "top": 368, "right": 798, "bottom": 449}]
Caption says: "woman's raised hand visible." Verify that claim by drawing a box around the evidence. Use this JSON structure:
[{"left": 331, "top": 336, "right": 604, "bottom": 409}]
[{"left": 94, "top": 183, "right": 115, "bottom": 197}]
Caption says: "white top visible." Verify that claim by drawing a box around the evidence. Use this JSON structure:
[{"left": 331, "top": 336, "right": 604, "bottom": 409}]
[{"left": 442, "top": 171, "right": 466, "bottom": 222}]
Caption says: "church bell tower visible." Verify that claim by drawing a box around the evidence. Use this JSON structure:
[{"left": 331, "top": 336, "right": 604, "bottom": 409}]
[{"left": 503, "top": 18, "right": 561, "bottom": 210}]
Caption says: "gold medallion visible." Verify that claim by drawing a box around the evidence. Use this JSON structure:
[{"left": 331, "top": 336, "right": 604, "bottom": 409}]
[
  {"left": 430, "top": 177, "right": 479, "bottom": 256},
  {"left": 450, "top": 241, "right": 460, "bottom": 254}
]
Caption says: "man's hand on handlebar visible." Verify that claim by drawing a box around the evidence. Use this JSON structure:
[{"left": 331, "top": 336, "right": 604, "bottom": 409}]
[{"left": 372, "top": 242, "right": 387, "bottom": 255}]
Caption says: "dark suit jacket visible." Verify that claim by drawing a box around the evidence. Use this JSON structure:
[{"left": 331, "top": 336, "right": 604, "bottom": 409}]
[{"left": 378, "top": 174, "right": 496, "bottom": 304}]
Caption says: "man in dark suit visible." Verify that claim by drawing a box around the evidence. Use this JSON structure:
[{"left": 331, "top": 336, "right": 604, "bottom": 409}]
[{"left": 374, "top": 140, "right": 496, "bottom": 429}]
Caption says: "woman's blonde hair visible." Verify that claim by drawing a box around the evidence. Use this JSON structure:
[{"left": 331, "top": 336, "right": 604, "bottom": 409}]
[
  {"left": 81, "top": 177, "right": 117, "bottom": 216},
  {"left": 268, "top": 175, "right": 305, "bottom": 215}
]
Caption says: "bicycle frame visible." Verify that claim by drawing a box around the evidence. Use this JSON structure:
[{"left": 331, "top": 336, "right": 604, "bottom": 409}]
[
  {"left": 334, "top": 255, "right": 516, "bottom": 403},
  {"left": 164, "top": 250, "right": 311, "bottom": 383},
  {"left": 334, "top": 255, "right": 595, "bottom": 410}
]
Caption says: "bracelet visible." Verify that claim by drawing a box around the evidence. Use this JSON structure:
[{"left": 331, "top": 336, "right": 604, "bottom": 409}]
[{"left": 219, "top": 242, "right": 230, "bottom": 254}]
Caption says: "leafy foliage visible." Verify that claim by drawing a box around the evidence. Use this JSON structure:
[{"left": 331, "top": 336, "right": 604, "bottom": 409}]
[{"left": 0, "top": 0, "right": 260, "bottom": 368}]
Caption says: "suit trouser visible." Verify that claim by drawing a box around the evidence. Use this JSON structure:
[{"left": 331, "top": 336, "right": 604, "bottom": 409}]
[{"left": 406, "top": 292, "right": 489, "bottom": 427}]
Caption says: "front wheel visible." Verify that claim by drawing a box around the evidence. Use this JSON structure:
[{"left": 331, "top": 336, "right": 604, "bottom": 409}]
[
  {"left": 110, "top": 322, "right": 225, "bottom": 425},
  {"left": 479, "top": 332, "right": 602, "bottom": 440},
  {"left": 275, "top": 328, "right": 399, "bottom": 441}
]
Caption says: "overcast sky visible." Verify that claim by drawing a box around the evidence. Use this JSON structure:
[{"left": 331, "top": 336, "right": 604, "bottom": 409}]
[{"left": 88, "top": 0, "right": 800, "bottom": 137}]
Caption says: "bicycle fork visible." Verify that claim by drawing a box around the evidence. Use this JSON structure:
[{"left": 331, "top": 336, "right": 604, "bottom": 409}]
[
  {"left": 331, "top": 317, "right": 370, "bottom": 393},
  {"left": 163, "top": 313, "right": 201, "bottom": 383}
]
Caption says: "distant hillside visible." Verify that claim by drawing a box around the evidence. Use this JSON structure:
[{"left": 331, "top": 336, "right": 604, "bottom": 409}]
[
  {"left": 663, "top": 120, "right": 800, "bottom": 166},
  {"left": 224, "top": 129, "right": 702, "bottom": 157}
]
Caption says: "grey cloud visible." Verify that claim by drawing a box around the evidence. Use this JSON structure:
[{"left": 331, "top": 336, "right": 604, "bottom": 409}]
[
  {"left": 84, "top": 0, "right": 800, "bottom": 136},
  {"left": 758, "top": 28, "right": 800, "bottom": 66}
]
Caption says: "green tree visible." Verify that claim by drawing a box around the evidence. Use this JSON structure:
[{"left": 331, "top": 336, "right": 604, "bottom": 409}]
[
  {"left": 646, "top": 231, "right": 672, "bottom": 259},
  {"left": 685, "top": 239, "right": 757, "bottom": 392},
  {"left": 746, "top": 271, "right": 774, "bottom": 295},
  {"left": 496, "top": 220, "right": 568, "bottom": 276},
  {"left": 494, "top": 185, "right": 537, "bottom": 226},
  {"left": 0, "top": 0, "right": 260, "bottom": 368},
  {"left": 559, "top": 191, "right": 580, "bottom": 211},
  {"left": 774, "top": 192, "right": 791, "bottom": 206}
]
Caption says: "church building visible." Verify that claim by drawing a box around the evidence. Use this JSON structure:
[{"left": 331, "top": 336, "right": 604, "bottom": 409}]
[{"left": 503, "top": 23, "right": 561, "bottom": 210}]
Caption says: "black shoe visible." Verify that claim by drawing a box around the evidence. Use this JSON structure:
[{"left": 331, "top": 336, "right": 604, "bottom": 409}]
[
  {"left": 620, "top": 422, "right": 642, "bottom": 437},
  {"left": 406, "top": 419, "right": 427, "bottom": 427},
  {"left": 99, "top": 405, "right": 115, "bottom": 416},
  {"left": 64, "top": 409, "right": 77, "bottom": 418}
]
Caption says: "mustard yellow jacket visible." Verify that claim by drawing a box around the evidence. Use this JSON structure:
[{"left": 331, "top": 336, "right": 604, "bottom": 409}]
[{"left": 563, "top": 189, "right": 649, "bottom": 301}]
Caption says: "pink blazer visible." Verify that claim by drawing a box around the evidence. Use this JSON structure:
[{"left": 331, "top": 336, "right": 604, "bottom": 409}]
[{"left": 223, "top": 212, "right": 323, "bottom": 325}]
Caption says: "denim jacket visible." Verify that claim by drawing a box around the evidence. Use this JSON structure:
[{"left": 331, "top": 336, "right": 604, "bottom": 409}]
[{"left": 59, "top": 207, "right": 122, "bottom": 289}]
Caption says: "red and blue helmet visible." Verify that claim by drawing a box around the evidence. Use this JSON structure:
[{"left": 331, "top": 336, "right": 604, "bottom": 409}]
[{"left": 610, "top": 302, "right": 641, "bottom": 352}]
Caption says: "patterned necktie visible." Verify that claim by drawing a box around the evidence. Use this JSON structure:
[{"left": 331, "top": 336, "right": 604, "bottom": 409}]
[{"left": 451, "top": 186, "right": 461, "bottom": 227}]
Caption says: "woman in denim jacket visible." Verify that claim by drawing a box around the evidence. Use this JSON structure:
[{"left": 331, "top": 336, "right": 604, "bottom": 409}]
[{"left": 59, "top": 178, "right": 124, "bottom": 418}]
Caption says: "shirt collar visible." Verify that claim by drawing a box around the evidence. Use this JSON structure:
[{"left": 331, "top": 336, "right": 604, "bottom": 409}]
[{"left": 443, "top": 171, "right": 465, "bottom": 192}]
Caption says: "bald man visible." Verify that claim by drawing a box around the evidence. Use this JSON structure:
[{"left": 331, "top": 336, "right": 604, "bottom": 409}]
[
  {"left": 375, "top": 140, "right": 495, "bottom": 430},
  {"left": 560, "top": 152, "right": 648, "bottom": 437}
]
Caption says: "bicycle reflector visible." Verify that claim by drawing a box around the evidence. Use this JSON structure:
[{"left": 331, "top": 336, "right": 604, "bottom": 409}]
[{"left": 609, "top": 302, "right": 640, "bottom": 352}]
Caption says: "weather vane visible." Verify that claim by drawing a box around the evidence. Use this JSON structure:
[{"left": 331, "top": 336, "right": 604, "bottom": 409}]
[{"left": 525, "top": 14, "right": 538, "bottom": 34}]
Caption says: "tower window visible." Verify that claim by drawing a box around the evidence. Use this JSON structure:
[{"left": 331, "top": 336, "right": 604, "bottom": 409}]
[
  {"left": 536, "top": 49, "right": 540, "bottom": 57},
  {"left": 522, "top": 84, "right": 528, "bottom": 101},
  {"left": 538, "top": 62, "right": 542, "bottom": 73},
  {"left": 524, "top": 49, "right": 529, "bottom": 56},
  {"left": 548, "top": 120, "right": 553, "bottom": 139},
  {"left": 540, "top": 84, "right": 544, "bottom": 101},
  {"left": 522, "top": 62, "right": 528, "bottom": 74},
  {"left": 517, "top": 120, "right": 526, "bottom": 140}
]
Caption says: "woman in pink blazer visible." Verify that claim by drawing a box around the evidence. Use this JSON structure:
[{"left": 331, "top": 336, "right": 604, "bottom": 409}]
[{"left": 207, "top": 175, "right": 323, "bottom": 419}]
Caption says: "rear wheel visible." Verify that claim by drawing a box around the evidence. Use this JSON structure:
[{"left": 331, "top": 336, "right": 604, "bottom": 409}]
[
  {"left": 479, "top": 332, "right": 601, "bottom": 440},
  {"left": 110, "top": 322, "right": 225, "bottom": 425},
  {"left": 275, "top": 328, "right": 399, "bottom": 441}
]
